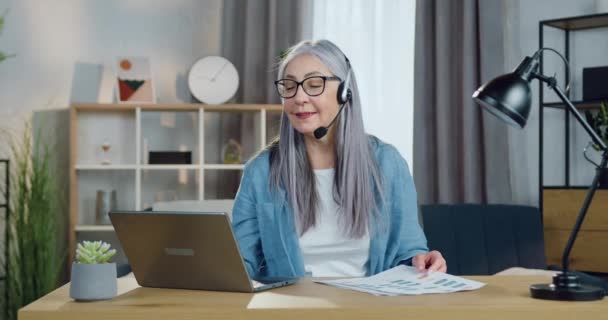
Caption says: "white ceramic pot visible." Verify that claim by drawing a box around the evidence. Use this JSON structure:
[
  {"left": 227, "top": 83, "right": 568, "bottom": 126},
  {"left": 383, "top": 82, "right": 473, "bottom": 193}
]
[{"left": 69, "top": 262, "right": 117, "bottom": 301}]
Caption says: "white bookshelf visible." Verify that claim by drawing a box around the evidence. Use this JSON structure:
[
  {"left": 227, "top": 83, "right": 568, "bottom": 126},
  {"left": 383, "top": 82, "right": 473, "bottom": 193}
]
[
  {"left": 203, "top": 164, "right": 246, "bottom": 170},
  {"left": 75, "top": 165, "right": 138, "bottom": 170},
  {"left": 141, "top": 165, "right": 200, "bottom": 170},
  {"left": 69, "top": 103, "right": 282, "bottom": 261},
  {"left": 75, "top": 225, "right": 115, "bottom": 232}
]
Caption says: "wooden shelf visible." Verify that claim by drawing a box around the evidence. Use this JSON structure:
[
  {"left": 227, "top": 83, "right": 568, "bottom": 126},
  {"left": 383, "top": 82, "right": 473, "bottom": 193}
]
[
  {"left": 542, "top": 13, "right": 608, "bottom": 31},
  {"left": 75, "top": 164, "right": 247, "bottom": 170},
  {"left": 75, "top": 225, "right": 115, "bottom": 232},
  {"left": 75, "top": 164, "right": 138, "bottom": 170},
  {"left": 203, "top": 164, "right": 245, "bottom": 170},
  {"left": 141, "top": 165, "right": 199, "bottom": 170},
  {"left": 543, "top": 186, "right": 590, "bottom": 190},
  {"left": 543, "top": 101, "right": 604, "bottom": 110},
  {"left": 543, "top": 189, "right": 608, "bottom": 272},
  {"left": 73, "top": 103, "right": 283, "bottom": 112}
]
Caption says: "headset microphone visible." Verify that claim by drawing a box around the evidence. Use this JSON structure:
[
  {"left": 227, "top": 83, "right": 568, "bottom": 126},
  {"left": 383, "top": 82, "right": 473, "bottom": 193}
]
[{"left": 314, "top": 57, "right": 352, "bottom": 140}]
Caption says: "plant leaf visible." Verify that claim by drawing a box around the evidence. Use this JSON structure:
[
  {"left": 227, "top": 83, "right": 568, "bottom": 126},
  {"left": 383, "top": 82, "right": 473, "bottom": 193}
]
[{"left": 0, "top": 11, "right": 5, "bottom": 33}]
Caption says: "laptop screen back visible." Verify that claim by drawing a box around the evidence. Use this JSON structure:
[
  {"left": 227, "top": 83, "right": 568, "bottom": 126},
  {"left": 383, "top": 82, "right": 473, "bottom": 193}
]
[{"left": 109, "top": 211, "right": 254, "bottom": 292}]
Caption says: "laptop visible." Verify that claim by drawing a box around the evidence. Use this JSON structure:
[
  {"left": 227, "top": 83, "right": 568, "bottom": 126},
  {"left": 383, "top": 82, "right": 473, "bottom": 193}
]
[{"left": 109, "top": 210, "right": 298, "bottom": 292}]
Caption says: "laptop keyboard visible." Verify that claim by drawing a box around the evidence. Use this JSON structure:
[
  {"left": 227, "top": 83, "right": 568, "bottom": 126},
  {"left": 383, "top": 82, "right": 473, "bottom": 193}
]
[{"left": 251, "top": 279, "right": 266, "bottom": 288}]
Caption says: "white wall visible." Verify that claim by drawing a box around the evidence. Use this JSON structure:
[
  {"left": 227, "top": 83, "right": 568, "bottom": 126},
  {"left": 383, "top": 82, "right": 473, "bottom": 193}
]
[
  {"left": 0, "top": 0, "right": 224, "bottom": 269},
  {"left": 502, "top": 0, "right": 608, "bottom": 205},
  {"left": 0, "top": 0, "right": 223, "bottom": 157}
]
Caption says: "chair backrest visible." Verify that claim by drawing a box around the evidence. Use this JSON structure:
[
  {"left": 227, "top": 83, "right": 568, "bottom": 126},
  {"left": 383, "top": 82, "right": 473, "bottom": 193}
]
[{"left": 420, "top": 204, "right": 546, "bottom": 275}]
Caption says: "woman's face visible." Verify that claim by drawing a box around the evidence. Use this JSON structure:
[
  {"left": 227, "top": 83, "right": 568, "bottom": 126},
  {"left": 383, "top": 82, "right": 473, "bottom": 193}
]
[{"left": 281, "top": 54, "right": 341, "bottom": 138}]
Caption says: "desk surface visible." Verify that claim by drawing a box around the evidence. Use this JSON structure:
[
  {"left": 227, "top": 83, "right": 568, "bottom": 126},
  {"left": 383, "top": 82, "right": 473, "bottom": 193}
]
[{"left": 19, "top": 275, "right": 608, "bottom": 320}]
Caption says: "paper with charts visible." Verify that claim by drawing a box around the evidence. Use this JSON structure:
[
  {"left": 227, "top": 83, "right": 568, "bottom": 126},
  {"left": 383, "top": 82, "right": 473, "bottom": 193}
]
[{"left": 314, "top": 265, "right": 485, "bottom": 296}]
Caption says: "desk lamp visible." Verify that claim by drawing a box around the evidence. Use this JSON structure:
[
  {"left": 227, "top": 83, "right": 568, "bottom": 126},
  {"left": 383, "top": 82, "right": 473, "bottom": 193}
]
[{"left": 472, "top": 47, "right": 605, "bottom": 301}]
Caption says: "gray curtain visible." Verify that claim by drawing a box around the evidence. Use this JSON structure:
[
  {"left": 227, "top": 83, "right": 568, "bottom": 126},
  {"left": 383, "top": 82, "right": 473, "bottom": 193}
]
[
  {"left": 222, "top": 0, "right": 305, "bottom": 104},
  {"left": 208, "top": 0, "right": 304, "bottom": 198},
  {"left": 413, "top": 0, "right": 513, "bottom": 205}
]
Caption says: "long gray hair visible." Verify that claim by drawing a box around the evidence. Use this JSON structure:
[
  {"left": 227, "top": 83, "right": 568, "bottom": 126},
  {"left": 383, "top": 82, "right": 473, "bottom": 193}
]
[{"left": 268, "top": 39, "right": 384, "bottom": 238}]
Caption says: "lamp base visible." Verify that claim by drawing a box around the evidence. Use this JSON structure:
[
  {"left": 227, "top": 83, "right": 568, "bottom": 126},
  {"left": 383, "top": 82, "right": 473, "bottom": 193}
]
[{"left": 530, "top": 272, "right": 604, "bottom": 301}]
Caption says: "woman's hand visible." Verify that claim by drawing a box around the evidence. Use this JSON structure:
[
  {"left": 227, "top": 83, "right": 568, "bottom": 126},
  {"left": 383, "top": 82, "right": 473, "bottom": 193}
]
[{"left": 412, "top": 250, "right": 447, "bottom": 273}]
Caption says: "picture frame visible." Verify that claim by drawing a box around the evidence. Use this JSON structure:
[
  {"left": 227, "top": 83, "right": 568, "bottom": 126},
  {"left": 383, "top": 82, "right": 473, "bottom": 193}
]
[{"left": 115, "top": 56, "right": 156, "bottom": 104}]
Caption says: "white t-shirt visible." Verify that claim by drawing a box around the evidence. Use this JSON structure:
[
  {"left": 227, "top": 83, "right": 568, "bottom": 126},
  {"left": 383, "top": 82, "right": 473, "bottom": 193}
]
[{"left": 297, "top": 168, "right": 370, "bottom": 277}]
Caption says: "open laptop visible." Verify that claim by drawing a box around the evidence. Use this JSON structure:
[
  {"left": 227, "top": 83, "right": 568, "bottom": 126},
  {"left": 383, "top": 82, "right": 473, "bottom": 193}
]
[{"left": 109, "top": 210, "right": 298, "bottom": 292}]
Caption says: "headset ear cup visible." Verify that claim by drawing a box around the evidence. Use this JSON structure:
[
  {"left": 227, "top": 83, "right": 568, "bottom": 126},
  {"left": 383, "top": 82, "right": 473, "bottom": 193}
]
[
  {"left": 337, "top": 81, "right": 346, "bottom": 104},
  {"left": 337, "top": 57, "right": 353, "bottom": 104}
]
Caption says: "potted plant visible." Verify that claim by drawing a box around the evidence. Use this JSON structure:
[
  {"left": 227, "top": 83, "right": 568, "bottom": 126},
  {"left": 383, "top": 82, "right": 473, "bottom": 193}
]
[
  {"left": 4, "top": 120, "right": 66, "bottom": 320},
  {"left": 70, "top": 240, "right": 117, "bottom": 301},
  {"left": 584, "top": 101, "right": 608, "bottom": 188}
]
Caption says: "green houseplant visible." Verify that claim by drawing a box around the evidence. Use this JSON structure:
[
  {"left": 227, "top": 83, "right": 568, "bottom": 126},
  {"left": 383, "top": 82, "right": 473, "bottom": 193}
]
[
  {"left": 584, "top": 101, "right": 608, "bottom": 188},
  {"left": 69, "top": 241, "right": 118, "bottom": 301},
  {"left": 3, "top": 121, "right": 66, "bottom": 320},
  {"left": 0, "top": 10, "right": 15, "bottom": 63}
]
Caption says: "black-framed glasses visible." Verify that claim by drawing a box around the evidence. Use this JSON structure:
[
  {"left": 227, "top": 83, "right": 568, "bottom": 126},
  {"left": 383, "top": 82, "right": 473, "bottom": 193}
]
[{"left": 274, "top": 76, "right": 341, "bottom": 99}]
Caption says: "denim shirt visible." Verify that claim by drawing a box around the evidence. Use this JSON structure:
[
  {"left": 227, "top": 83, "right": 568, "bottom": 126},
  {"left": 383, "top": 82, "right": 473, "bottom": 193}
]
[{"left": 231, "top": 136, "right": 428, "bottom": 278}]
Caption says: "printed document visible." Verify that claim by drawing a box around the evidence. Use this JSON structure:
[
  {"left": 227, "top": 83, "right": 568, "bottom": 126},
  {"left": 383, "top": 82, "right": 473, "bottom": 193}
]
[{"left": 314, "top": 265, "right": 485, "bottom": 296}]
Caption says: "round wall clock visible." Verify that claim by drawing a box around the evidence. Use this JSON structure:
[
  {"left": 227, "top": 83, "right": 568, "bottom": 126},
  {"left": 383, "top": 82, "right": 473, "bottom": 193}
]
[{"left": 188, "top": 56, "right": 239, "bottom": 104}]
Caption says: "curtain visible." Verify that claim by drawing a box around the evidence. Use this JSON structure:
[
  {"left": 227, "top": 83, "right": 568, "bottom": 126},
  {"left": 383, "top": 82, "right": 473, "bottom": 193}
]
[
  {"left": 222, "top": 0, "right": 306, "bottom": 104},
  {"left": 413, "top": 0, "right": 513, "bottom": 204},
  {"left": 209, "top": 0, "right": 305, "bottom": 198}
]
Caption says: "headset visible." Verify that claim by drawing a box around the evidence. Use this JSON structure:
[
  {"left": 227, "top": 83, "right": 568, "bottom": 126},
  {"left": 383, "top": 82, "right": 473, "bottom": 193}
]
[
  {"left": 337, "top": 57, "right": 353, "bottom": 105},
  {"left": 314, "top": 55, "right": 353, "bottom": 139}
]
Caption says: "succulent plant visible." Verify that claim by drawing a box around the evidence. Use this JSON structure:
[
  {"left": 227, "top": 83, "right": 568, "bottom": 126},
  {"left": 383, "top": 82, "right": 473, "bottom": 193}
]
[{"left": 76, "top": 241, "right": 116, "bottom": 264}]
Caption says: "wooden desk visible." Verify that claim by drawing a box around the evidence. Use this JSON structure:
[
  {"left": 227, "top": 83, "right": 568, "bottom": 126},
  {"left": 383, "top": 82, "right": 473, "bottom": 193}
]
[{"left": 19, "top": 276, "right": 608, "bottom": 320}]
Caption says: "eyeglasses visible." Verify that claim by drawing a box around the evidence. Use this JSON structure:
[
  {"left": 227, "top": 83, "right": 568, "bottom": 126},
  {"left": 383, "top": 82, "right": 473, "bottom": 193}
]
[{"left": 274, "top": 76, "right": 341, "bottom": 99}]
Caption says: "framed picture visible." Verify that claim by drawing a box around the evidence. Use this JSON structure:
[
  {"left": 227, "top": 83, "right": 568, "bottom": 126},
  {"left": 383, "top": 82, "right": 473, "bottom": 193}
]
[{"left": 115, "top": 56, "right": 156, "bottom": 103}]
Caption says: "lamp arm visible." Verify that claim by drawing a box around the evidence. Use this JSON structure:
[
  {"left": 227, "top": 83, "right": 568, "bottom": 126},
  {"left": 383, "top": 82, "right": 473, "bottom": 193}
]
[{"left": 534, "top": 73, "right": 608, "bottom": 272}]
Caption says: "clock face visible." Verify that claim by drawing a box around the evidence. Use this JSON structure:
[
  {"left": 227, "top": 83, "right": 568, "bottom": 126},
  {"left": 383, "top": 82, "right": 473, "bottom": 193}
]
[{"left": 188, "top": 56, "right": 239, "bottom": 104}]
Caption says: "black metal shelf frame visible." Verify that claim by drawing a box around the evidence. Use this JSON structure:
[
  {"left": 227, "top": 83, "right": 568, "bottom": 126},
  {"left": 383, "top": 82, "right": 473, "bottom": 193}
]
[{"left": 538, "top": 13, "right": 608, "bottom": 215}]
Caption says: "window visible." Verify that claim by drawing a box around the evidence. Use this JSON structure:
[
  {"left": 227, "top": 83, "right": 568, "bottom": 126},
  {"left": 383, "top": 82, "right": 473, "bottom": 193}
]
[{"left": 310, "top": 0, "right": 417, "bottom": 166}]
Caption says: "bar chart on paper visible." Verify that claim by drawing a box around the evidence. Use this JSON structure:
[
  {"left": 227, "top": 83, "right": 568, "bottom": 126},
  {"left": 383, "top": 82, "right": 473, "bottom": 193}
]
[{"left": 314, "top": 265, "right": 485, "bottom": 296}]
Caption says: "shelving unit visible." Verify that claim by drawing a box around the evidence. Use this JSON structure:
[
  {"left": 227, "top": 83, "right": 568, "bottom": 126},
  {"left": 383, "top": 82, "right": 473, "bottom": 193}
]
[
  {"left": 69, "top": 103, "right": 282, "bottom": 262},
  {"left": 539, "top": 13, "right": 608, "bottom": 272}
]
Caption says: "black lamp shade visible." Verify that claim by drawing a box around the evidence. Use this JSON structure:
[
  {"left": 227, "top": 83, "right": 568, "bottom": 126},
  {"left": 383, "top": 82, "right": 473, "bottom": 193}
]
[{"left": 473, "top": 72, "right": 532, "bottom": 128}]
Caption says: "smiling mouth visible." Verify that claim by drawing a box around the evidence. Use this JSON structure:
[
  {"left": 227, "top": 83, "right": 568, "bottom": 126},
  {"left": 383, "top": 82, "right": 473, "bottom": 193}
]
[{"left": 295, "top": 112, "right": 317, "bottom": 119}]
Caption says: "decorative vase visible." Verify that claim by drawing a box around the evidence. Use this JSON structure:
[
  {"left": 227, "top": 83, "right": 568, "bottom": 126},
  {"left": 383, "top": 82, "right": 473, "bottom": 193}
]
[
  {"left": 95, "top": 190, "right": 117, "bottom": 225},
  {"left": 222, "top": 139, "right": 242, "bottom": 164},
  {"left": 70, "top": 262, "right": 117, "bottom": 301}
]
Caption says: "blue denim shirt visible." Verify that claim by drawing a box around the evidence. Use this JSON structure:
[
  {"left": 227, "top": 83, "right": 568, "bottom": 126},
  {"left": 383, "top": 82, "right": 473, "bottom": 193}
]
[{"left": 231, "top": 136, "right": 428, "bottom": 278}]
